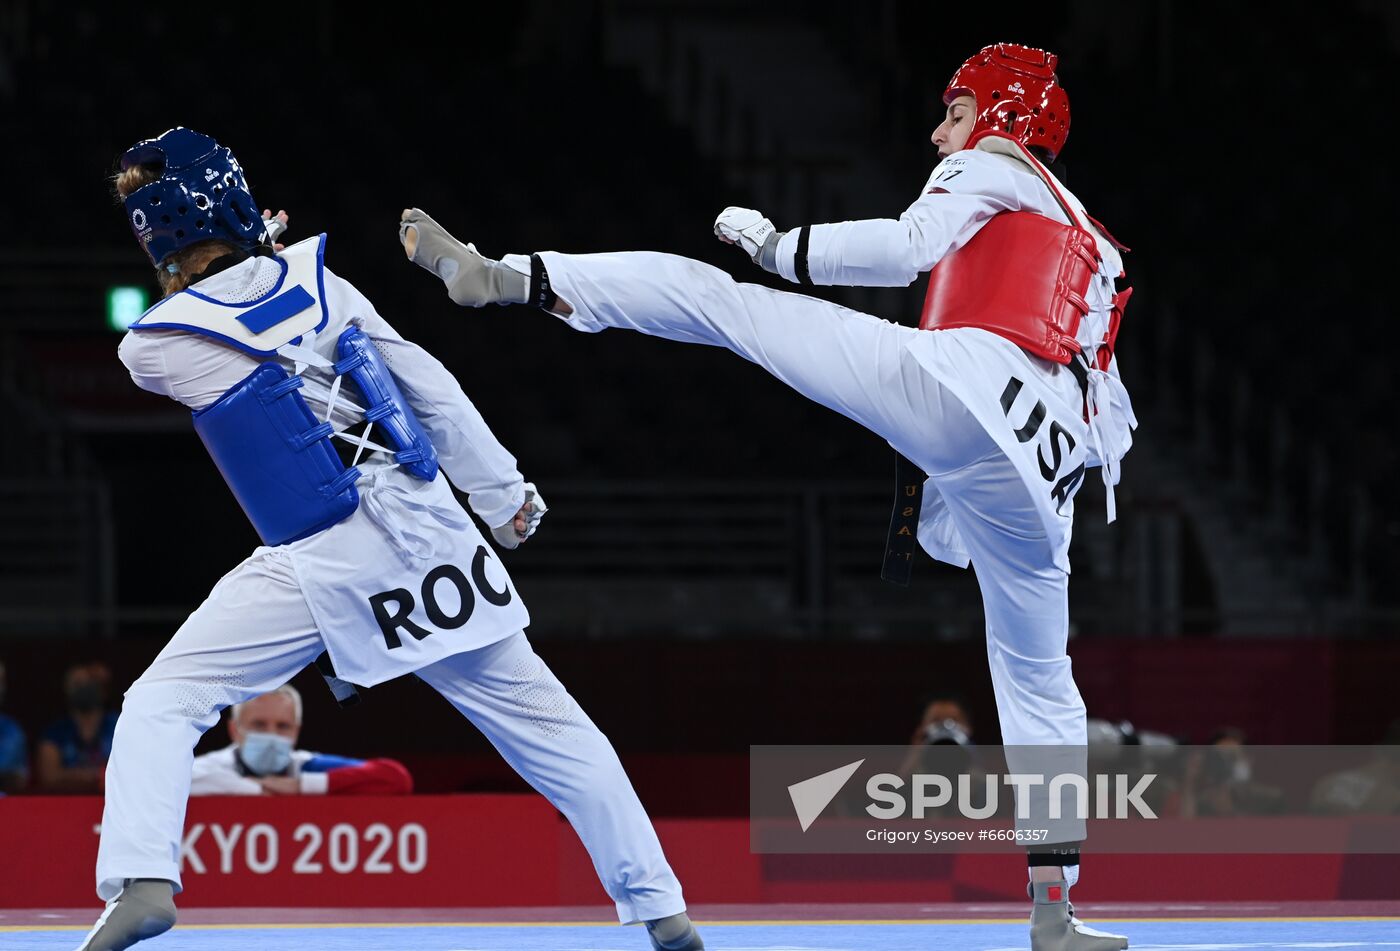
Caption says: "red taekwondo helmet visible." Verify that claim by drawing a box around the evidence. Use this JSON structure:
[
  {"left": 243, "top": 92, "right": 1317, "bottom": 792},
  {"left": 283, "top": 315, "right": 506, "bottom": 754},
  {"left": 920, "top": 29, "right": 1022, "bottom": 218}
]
[{"left": 944, "top": 43, "right": 1070, "bottom": 160}]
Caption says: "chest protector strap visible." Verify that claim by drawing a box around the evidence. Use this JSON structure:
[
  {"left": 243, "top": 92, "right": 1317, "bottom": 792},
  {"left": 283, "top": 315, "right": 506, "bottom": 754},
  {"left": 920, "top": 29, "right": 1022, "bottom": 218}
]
[{"left": 193, "top": 364, "right": 361, "bottom": 546}]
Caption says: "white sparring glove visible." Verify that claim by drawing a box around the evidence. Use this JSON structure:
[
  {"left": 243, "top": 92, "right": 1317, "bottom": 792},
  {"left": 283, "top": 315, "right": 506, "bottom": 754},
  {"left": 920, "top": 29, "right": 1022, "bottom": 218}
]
[
  {"left": 490, "top": 482, "right": 547, "bottom": 550},
  {"left": 261, "top": 209, "right": 288, "bottom": 248},
  {"left": 713, "top": 206, "right": 783, "bottom": 273}
]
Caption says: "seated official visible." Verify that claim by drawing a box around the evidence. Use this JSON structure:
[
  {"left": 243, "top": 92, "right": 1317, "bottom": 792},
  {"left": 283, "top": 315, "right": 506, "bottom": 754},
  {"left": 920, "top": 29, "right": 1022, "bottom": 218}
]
[{"left": 191, "top": 685, "right": 412, "bottom": 796}]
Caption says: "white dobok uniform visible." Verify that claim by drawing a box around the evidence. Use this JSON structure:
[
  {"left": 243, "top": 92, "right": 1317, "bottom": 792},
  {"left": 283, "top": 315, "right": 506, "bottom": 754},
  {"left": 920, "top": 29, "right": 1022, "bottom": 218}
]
[
  {"left": 94, "top": 237, "right": 684, "bottom": 925},
  {"left": 504, "top": 139, "right": 1135, "bottom": 765}
]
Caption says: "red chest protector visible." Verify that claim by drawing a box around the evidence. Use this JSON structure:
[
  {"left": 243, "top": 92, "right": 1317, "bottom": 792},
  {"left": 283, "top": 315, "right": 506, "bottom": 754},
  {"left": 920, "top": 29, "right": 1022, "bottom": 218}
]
[{"left": 918, "top": 132, "right": 1130, "bottom": 370}]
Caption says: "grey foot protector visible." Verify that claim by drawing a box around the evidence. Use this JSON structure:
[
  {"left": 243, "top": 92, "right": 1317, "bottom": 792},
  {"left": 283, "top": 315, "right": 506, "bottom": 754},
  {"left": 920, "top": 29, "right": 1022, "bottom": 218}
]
[
  {"left": 399, "top": 208, "right": 527, "bottom": 307},
  {"left": 647, "top": 912, "right": 705, "bottom": 950},
  {"left": 75, "top": 880, "right": 177, "bottom": 951},
  {"left": 1029, "top": 880, "right": 1129, "bottom": 951}
]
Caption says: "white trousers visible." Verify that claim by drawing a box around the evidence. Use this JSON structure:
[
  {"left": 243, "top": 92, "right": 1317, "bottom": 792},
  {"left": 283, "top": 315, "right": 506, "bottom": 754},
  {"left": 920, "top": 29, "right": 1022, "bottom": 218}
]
[
  {"left": 539, "top": 251, "right": 1088, "bottom": 751},
  {"left": 95, "top": 545, "right": 683, "bottom": 924}
]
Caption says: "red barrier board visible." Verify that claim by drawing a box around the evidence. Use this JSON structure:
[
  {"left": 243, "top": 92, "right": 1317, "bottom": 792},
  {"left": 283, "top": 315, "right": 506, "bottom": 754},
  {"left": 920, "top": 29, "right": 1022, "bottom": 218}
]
[
  {"left": 3, "top": 795, "right": 560, "bottom": 908},
  {"left": 5, "top": 797, "right": 1399, "bottom": 908}
]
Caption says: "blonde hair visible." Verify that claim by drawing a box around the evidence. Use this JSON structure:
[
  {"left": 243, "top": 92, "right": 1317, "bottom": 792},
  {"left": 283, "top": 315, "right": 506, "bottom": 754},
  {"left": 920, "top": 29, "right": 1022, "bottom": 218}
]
[{"left": 113, "top": 164, "right": 240, "bottom": 297}]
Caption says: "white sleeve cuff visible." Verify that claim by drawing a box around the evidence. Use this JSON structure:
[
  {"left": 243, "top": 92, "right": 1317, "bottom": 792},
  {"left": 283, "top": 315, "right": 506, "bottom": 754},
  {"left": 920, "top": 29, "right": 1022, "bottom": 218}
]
[
  {"left": 299, "top": 772, "right": 330, "bottom": 795},
  {"left": 501, "top": 253, "right": 533, "bottom": 277},
  {"left": 774, "top": 230, "right": 801, "bottom": 283},
  {"left": 477, "top": 481, "right": 528, "bottom": 531}
]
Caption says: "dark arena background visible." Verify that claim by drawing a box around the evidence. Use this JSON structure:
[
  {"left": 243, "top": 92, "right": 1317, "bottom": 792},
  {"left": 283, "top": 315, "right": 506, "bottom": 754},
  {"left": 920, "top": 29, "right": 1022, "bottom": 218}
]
[{"left": 2, "top": 2, "right": 1399, "bottom": 950}]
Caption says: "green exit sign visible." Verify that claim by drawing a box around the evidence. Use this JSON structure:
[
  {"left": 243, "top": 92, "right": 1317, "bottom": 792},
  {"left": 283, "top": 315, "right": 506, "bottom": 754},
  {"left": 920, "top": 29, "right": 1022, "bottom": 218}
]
[{"left": 106, "top": 285, "right": 149, "bottom": 332}]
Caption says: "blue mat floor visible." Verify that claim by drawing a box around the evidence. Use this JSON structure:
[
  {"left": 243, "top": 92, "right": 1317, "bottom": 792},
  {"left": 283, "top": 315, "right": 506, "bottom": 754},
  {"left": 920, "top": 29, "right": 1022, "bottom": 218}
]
[{"left": 5, "top": 919, "right": 1399, "bottom": 951}]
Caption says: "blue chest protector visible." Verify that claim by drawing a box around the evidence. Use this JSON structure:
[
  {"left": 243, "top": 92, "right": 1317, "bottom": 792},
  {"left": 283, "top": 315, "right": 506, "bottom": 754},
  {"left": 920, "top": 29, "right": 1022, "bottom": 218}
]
[
  {"left": 136, "top": 235, "right": 438, "bottom": 546},
  {"left": 194, "top": 365, "right": 361, "bottom": 546}
]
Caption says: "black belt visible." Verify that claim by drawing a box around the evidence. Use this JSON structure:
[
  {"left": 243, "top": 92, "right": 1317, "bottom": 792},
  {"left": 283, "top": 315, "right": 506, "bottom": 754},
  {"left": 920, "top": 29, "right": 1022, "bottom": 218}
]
[
  {"left": 880, "top": 452, "right": 926, "bottom": 586},
  {"left": 879, "top": 357, "right": 1091, "bottom": 586},
  {"left": 1067, "top": 354, "right": 1089, "bottom": 400}
]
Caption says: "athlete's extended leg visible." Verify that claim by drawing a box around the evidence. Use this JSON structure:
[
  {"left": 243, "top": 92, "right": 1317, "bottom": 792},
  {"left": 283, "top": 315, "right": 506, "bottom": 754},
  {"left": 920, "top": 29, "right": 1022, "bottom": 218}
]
[
  {"left": 400, "top": 212, "right": 958, "bottom": 462},
  {"left": 540, "top": 250, "right": 955, "bottom": 451},
  {"left": 79, "top": 548, "right": 324, "bottom": 951},
  {"left": 416, "top": 633, "right": 699, "bottom": 948}
]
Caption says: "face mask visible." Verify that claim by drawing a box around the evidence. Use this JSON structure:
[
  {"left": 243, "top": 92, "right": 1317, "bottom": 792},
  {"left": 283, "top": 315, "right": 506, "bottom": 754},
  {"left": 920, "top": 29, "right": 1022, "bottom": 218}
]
[
  {"left": 239, "top": 732, "right": 294, "bottom": 776},
  {"left": 68, "top": 684, "right": 104, "bottom": 712}
]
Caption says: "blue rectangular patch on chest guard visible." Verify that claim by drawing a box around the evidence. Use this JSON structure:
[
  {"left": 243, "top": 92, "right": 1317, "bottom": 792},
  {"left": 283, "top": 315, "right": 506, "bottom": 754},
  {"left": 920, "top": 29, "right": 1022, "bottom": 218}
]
[{"left": 235, "top": 285, "right": 316, "bottom": 334}]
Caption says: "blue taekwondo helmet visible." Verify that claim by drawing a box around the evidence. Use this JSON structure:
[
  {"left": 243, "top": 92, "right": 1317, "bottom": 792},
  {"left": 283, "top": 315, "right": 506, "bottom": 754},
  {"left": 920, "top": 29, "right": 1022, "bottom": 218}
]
[{"left": 120, "top": 127, "right": 267, "bottom": 268}]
